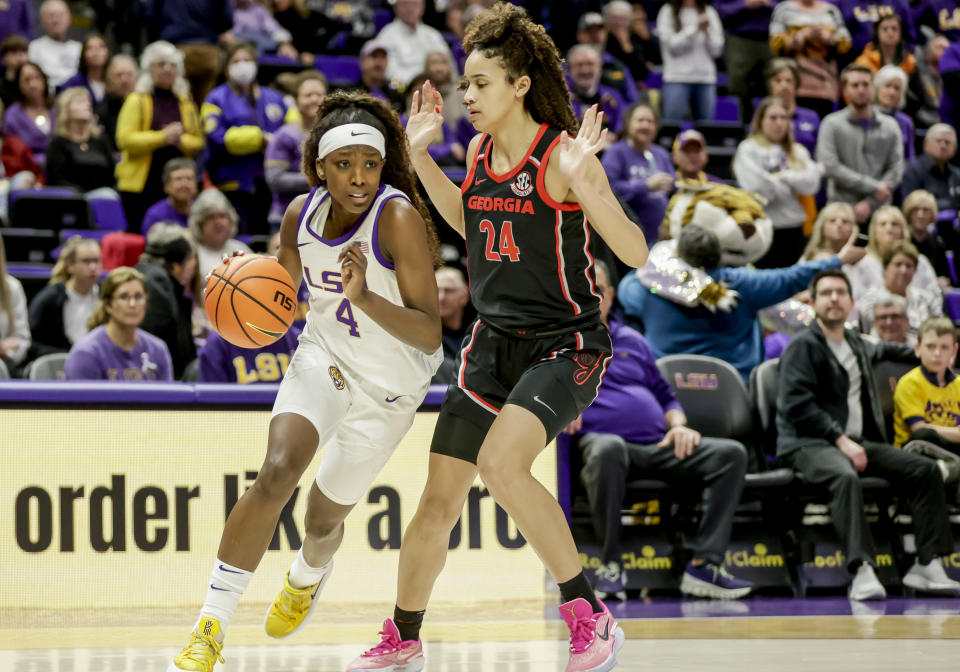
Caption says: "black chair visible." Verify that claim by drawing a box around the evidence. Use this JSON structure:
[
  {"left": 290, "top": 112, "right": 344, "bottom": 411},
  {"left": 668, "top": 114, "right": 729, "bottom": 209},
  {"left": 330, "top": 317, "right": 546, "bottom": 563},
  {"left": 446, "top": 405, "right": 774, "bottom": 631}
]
[
  {"left": 6, "top": 263, "right": 53, "bottom": 304},
  {"left": 750, "top": 358, "right": 899, "bottom": 595},
  {"left": 656, "top": 354, "right": 794, "bottom": 488},
  {"left": 9, "top": 190, "right": 91, "bottom": 230},
  {"left": 656, "top": 354, "right": 795, "bottom": 592},
  {"left": 0, "top": 228, "right": 58, "bottom": 263},
  {"left": 873, "top": 359, "right": 916, "bottom": 440}
]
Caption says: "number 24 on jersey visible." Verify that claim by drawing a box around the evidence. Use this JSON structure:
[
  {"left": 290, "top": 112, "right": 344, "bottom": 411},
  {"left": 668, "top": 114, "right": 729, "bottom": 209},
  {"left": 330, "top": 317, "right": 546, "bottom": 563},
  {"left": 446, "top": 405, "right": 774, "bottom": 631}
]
[{"left": 479, "top": 219, "right": 520, "bottom": 262}]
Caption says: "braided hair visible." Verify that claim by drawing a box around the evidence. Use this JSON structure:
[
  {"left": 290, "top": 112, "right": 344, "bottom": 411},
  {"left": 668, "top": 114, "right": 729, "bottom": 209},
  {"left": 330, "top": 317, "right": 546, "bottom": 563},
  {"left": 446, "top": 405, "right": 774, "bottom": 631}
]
[
  {"left": 303, "top": 90, "right": 441, "bottom": 267},
  {"left": 461, "top": 3, "right": 578, "bottom": 135}
]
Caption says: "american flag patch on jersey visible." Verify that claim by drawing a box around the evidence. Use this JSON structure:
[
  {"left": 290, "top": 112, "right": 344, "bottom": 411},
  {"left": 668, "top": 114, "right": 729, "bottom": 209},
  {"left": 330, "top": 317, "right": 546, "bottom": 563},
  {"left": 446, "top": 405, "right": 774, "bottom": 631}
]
[{"left": 358, "top": 241, "right": 369, "bottom": 254}]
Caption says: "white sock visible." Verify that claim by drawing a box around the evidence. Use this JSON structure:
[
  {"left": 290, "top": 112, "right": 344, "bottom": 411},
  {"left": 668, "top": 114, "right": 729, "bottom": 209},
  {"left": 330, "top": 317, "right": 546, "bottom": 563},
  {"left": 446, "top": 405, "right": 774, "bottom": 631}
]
[
  {"left": 288, "top": 547, "right": 331, "bottom": 589},
  {"left": 198, "top": 559, "right": 253, "bottom": 630},
  {"left": 936, "top": 459, "right": 950, "bottom": 482}
]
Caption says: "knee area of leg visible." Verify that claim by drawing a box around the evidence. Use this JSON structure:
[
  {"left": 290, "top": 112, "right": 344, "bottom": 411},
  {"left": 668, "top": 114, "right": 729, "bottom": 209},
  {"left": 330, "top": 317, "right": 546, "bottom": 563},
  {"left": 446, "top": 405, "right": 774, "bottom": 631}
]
[
  {"left": 417, "top": 495, "right": 464, "bottom": 530},
  {"left": 723, "top": 442, "right": 749, "bottom": 467},
  {"left": 253, "top": 461, "right": 300, "bottom": 500},
  {"left": 589, "top": 436, "right": 629, "bottom": 465}
]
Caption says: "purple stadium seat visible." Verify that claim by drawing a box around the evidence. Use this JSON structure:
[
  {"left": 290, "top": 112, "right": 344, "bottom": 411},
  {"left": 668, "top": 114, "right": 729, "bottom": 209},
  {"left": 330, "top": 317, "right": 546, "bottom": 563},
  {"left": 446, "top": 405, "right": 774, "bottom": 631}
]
[
  {"left": 373, "top": 8, "right": 392, "bottom": 32},
  {"left": 947, "top": 251, "right": 958, "bottom": 286},
  {"left": 88, "top": 197, "right": 127, "bottom": 231},
  {"left": 314, "top": 55, "right": 361, "bottom": 86},
  {"left": 60, "top": 229, "right": 110, "bottom": 243},
  {"left": 258, "top": 53, "right": 298, "bottom": 67},
  {"left": 643, "top": 70, "right": 662, "bottom": 90},
  {"left": 944, "top": 289, "right": 960, "bottom": 322},
  {"left": 715, "top": 95, "right": 740, "bottom": 123}
]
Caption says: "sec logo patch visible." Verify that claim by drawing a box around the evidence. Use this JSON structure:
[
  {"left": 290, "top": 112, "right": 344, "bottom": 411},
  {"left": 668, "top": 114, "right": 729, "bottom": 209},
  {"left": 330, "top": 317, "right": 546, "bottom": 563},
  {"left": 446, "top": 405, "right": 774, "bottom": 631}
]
[{"left": 511, "top": 171, "right": 533, "bottom": 197}]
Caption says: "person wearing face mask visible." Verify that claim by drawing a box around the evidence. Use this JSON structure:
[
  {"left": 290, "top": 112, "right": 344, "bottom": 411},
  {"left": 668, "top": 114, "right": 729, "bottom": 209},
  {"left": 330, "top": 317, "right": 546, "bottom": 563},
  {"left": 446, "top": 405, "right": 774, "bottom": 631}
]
[
  {"left": 601, "top": 102, "right": 675, "bottom": 245},
  {"left": 202, "top": 41, "right": 295, "bottom": 236},
  {"left": 115, "top": 41, "right": 203, "bottom": 234},
  {"left": 734, "top": 96, "right": 822, "bottom": 268},
  {"left": 134, "top": 222, "right": 198, "bottom": 379}
]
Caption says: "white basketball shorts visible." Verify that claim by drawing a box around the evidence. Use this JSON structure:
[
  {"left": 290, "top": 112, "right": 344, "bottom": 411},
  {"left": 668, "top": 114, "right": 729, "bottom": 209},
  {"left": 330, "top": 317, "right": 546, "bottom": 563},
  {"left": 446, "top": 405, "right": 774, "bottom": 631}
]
[{"left": 271, "top": 338, "right": 428, "bottom": 505}]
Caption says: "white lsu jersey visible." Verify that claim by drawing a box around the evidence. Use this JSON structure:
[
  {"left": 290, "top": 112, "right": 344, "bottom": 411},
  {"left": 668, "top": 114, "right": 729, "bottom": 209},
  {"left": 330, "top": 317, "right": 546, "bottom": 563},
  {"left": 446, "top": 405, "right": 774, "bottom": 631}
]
[{"left": 296, "top": 183, "right": 442, "bottom": 394}]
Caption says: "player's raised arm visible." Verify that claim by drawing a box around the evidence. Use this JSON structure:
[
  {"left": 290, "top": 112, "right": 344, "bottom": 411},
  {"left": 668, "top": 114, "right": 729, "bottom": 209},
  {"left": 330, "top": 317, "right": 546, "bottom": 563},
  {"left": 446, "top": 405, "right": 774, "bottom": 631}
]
[
  {"left": 406, "top": 80, "right": 473, "bottom": 238},
  {"left": 555, "top": 105, "right": 649, "bottom": 268},
  {"left": 338, "top": 198, "right": 441, "bottom": 354}
]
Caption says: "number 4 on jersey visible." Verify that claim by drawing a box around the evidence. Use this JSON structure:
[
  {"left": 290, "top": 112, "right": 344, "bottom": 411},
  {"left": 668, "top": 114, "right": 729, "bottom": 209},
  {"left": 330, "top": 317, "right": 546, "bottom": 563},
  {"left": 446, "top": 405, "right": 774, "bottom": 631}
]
[
  {"left": 479, "top": 219, "right": 520, "bottom": 262},
  {"left": 336, "top": 298, "right": 360, "bottom": 337}
]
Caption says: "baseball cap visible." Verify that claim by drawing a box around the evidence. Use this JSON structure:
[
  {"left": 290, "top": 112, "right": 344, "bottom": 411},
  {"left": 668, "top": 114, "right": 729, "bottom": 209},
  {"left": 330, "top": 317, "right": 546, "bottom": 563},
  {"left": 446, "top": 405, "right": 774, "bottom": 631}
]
[
  {"left": 360, "top": 40, "right": 387, "bottom": 58},
  {"left": 577, "top": 12, "right": 605, "bottom": 32},
  {"left": 673, "top": 129, "right": 706, "bottom": 151}
]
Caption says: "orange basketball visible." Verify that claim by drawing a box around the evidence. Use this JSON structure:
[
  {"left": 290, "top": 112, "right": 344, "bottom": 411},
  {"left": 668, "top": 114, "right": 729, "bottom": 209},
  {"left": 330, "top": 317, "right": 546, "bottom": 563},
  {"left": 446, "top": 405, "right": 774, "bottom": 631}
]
[{"left": 205, "top": 255, "right": 298, "bottom": 348}]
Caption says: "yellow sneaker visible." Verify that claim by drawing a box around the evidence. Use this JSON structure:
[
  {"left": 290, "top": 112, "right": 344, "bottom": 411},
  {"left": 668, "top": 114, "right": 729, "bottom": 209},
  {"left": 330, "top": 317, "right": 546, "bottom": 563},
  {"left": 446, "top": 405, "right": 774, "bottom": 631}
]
[
  {"left": 168, "top": 617, "right": 225, "bottom": 672},
  {"left": 264, "top": 562, "right": 332, "bottom": 639}
]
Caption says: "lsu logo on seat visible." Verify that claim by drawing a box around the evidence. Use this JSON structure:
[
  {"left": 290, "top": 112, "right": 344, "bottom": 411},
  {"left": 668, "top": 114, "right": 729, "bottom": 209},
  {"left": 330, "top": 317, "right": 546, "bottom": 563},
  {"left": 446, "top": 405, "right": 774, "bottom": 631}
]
[{"left": 674, "top": 373, "right": 719, "bottom": 390}]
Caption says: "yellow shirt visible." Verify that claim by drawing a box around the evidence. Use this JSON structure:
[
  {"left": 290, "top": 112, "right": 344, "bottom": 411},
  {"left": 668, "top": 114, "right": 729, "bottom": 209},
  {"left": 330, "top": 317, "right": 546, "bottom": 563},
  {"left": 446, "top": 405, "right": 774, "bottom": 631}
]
[{"left": 893, "top": 366, "right": 960, "bottom": 446}]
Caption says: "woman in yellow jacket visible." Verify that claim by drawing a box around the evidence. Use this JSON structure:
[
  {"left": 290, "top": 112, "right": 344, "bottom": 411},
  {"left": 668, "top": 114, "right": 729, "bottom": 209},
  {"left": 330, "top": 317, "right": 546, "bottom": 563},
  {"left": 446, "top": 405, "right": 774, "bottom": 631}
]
[{"left": 115, "top": 41, "right": 203, "bottom": 234}]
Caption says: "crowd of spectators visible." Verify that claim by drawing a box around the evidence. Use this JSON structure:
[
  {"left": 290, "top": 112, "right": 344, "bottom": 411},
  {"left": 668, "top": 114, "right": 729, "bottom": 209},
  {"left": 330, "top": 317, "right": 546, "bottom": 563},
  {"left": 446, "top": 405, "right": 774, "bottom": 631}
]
[{"left": 1, "top": 0, "right": 960, "bottom": 601}]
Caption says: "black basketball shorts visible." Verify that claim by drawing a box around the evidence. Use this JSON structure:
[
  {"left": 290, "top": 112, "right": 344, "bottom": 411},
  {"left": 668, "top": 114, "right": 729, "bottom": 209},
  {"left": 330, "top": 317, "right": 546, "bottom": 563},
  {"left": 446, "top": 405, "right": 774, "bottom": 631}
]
[{"left": 431, "top": 318, "right": 612, "bottom": 464}]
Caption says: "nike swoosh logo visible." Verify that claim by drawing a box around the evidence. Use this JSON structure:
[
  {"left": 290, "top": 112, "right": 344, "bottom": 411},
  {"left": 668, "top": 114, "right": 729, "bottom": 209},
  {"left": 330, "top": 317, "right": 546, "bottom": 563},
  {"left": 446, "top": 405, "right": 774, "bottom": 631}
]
[
  {"left": 475, "top": 178, "right": 487, "bottom": 184},
  {"left": 247, "top": 322, "right": 283, "bottom": 338},
  {"left": 219, "top": 564, "right": 245, "bottom": 574},
  {"left": 210, "top": 584, "right": 230, "bottom": 592},
  {"left": 385, "top": 395, "right": 402, "bottom": 403},
  {"left": 533, "top": 395, "right": 557, "bottom": 416},
  {"left": 351, "top": 131, "right": 371, "bottom": 136},
  {"left": 596, "top": 619, "right": 611, "bottom": 641}
]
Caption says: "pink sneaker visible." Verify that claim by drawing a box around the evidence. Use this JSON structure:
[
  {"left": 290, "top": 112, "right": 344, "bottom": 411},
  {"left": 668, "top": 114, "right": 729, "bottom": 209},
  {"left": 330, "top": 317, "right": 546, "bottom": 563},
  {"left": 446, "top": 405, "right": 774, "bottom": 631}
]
[
  {"left": 559, "top": 598, "right": 625, "bottom": 672},
  {"left": 345, "top": 619, "right": 424, "bottom": 672}
]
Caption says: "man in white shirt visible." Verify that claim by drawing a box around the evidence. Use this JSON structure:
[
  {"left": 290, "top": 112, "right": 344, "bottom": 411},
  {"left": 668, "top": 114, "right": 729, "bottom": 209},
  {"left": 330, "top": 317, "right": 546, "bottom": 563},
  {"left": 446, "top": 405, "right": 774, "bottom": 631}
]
[
  {"left": 375, "top": 0, "right": 452, "bottom": 88},
  {"left": 27, "top": 0, "right": 81, "bottom": 91}
]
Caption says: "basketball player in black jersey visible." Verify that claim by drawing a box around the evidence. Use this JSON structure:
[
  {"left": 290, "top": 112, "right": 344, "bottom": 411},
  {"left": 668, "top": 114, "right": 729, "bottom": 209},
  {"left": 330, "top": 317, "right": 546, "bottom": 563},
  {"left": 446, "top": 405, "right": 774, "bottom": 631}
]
[{"left": 348, "top": 5, "right": 648, "bottom": 672}]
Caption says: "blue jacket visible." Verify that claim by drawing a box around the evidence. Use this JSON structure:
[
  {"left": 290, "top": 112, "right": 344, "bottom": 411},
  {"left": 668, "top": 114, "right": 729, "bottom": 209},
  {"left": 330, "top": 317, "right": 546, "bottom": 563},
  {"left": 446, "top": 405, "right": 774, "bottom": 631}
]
[
  {"left": 202, "top": 83, "right": 294, "bottom": 192},
  {"left": 618, "top": 256, "right": 841, "bottom": 381},
  {"left": 148, "top": 0, "right": 234, "bottom": 45}
]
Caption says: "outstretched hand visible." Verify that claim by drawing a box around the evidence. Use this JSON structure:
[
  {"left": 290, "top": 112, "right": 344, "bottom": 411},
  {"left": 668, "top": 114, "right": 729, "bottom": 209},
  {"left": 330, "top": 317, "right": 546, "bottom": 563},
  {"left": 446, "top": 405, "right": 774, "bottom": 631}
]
[
  {"left": 556, "top": 105, "right": 607, "bottom": 186},
  {"left": 406, "top": 79, "right": 445, "bottom": 154}
]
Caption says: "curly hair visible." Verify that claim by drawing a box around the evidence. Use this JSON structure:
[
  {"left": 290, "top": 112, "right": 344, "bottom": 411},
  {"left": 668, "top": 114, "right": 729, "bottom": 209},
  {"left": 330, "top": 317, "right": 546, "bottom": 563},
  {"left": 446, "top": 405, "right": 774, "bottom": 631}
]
[
  {"left": 461, "top": 2, "right": 578, "bottom": 135},
  {"left": 302, "top": 90, "right": 441, "bottom": 267}
]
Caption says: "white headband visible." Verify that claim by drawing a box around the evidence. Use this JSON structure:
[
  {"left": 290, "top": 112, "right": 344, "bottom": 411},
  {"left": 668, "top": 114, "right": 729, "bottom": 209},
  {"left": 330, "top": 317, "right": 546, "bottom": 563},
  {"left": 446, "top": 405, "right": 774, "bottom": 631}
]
[{"left": 317, "top": 123, "right": 386, "bottom": 160}]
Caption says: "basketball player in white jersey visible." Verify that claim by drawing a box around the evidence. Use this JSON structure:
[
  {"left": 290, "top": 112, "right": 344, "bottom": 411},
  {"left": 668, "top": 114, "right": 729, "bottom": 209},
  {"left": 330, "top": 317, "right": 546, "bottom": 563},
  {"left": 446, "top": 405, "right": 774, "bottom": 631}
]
[{"left": 168, "top": 91, "right": 444, "bottom": 672}]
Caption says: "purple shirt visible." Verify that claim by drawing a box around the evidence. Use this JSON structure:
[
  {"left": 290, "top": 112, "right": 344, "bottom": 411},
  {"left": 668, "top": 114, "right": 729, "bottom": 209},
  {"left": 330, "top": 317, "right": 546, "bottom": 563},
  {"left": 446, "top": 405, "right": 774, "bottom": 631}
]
[
  {"left": 913, "top": 0, "right": 960, "bottom": 43},
  {"left": 0, "top": 0, "right": 33, "bottom": 43},
  {"left": 232, "top": 3, "right": 288, "bottom": 40},
  {"left": 570, "top": 84, "right": 626, "bottom": 134},
  {"left": 715, "top": 0, "right": 777, "bottom": 38},
  {"left": 1, "top": 103, "right": 53, "bottom": 165},
  {"left": 141, "top": 198, "right": 191, "bottom": 235},
  {"left": 578, "top": 319, "right": 683, "bottom": 444},
  {"left": 834, "top": 0, "right": 917, "bottom": 54},
  {"left": 792, "top": 106, "right": 821, "bottom": 156},
  {"left": 601, "top": 140, "right": 675, "bottom": 244},
  {"left": 881, "top": 108, "right": 915, "bottom": 162},
  {"left": 264, "top": 121, "right": 309, "bottom": 223},
  {"left": 65, "top": 326, "right": 173, "bottom": 381},
  {"left": 198, "top": 328, "right": 299, "bottom": 383}
]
